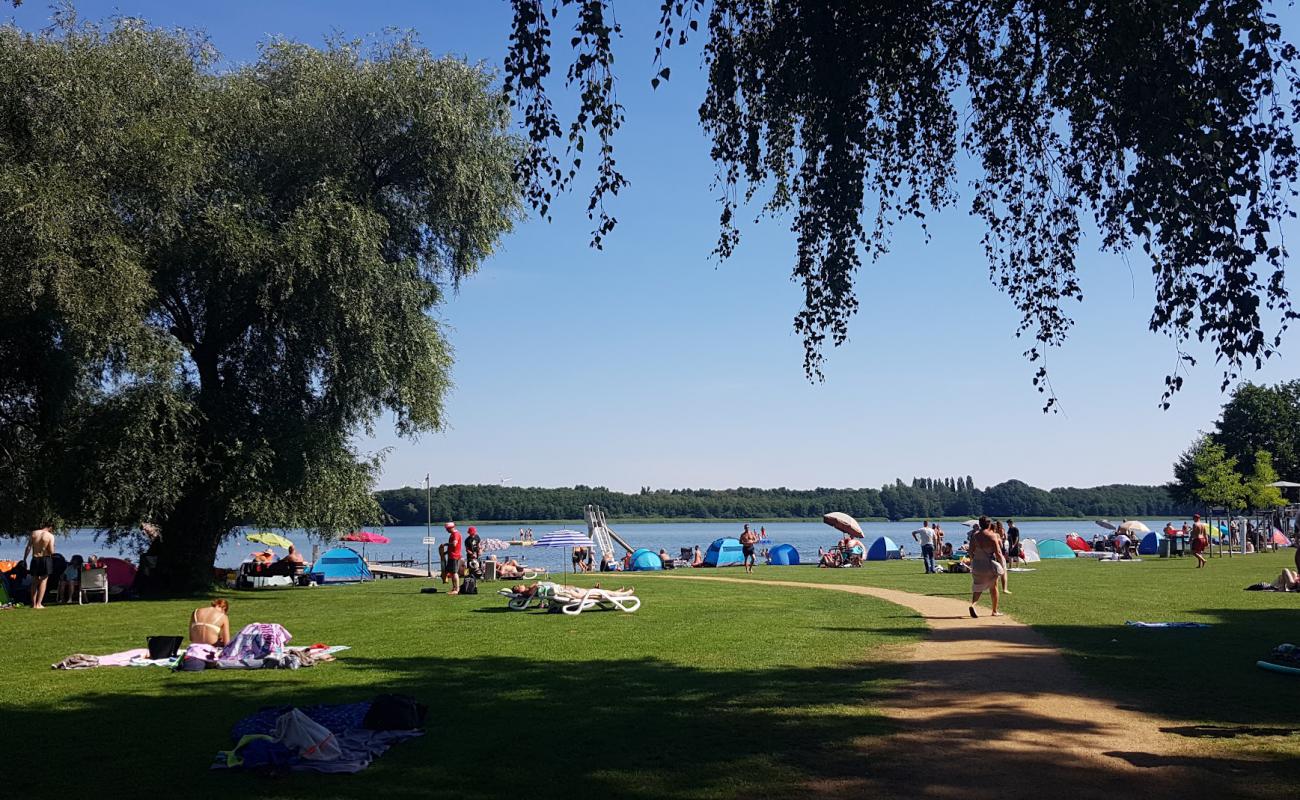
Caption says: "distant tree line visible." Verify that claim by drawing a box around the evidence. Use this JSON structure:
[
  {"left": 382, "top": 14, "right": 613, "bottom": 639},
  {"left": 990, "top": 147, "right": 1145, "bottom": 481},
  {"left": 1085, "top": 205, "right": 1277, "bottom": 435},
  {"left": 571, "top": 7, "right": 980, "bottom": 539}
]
[{"left": 375, "top": 479, "right": 1192, "bottom": 525}]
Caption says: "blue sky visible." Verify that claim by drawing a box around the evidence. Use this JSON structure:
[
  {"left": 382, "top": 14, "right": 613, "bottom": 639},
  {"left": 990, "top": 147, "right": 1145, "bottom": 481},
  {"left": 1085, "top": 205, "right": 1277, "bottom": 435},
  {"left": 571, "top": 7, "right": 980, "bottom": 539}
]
[{"left": 9, "top": 1, "right": 1300, "bottom": 492}]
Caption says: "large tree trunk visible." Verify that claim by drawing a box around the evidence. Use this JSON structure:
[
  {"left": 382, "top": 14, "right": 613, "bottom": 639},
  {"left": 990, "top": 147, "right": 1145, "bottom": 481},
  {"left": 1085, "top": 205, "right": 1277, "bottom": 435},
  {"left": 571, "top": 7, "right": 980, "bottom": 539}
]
[{"left": 134, "top": 485, "right": 230, "bottom": 595}]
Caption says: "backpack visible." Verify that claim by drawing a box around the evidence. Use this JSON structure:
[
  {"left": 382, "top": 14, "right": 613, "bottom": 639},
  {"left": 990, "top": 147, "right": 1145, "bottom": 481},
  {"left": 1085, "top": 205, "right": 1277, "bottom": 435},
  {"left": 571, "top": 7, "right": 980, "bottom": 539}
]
[
  {"left": 363, "top": 693, "right": 428, "bottom": 731},
  {"left": 461, "top": 576, "right": 478, "bottom": 595}
]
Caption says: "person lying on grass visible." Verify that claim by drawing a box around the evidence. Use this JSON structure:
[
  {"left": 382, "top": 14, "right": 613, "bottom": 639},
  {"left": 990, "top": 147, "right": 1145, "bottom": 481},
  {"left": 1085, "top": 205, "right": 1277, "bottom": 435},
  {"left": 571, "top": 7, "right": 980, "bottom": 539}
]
[{"left": 1272, "top": 569, "right": 1299, "bottom": 592}]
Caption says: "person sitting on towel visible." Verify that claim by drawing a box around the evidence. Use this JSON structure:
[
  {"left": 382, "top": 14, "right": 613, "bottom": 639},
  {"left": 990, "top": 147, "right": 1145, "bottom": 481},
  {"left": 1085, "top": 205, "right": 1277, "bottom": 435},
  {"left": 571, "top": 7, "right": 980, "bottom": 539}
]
[{"left": 189, "top": 598, "right": 230, "bottom": 647}]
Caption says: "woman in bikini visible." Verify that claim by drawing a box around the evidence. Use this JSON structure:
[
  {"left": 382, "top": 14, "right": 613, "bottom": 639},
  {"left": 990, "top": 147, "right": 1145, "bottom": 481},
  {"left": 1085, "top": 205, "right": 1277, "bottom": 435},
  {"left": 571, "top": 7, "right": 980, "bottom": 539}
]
[
  {"left": 189, "top": 598, "right": 231, "bottom": 646},
  {"left": 969, "top": 517, "right": 1005, "bottom": 618}
]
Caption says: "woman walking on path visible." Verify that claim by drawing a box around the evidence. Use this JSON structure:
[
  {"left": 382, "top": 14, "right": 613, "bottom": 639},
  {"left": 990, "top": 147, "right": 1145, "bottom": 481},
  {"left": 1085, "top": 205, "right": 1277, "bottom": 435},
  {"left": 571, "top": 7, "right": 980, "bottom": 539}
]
[
  {"left": 969, "top": 517, "right": 1005, "bottom": 618},
  {"left": 993, "top": 520, "right": 1011, "bottom": 595}
]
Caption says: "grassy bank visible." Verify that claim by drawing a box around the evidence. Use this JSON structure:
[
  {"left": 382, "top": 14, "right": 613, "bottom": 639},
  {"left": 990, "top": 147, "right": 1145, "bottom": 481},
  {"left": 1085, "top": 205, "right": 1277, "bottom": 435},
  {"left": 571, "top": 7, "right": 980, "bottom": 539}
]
[
  {"left": 697, "top": 551, "right": 1300, "bottom": 758},
  {"left": 3, "top": 577, "right": 921, "bottom": 798}
]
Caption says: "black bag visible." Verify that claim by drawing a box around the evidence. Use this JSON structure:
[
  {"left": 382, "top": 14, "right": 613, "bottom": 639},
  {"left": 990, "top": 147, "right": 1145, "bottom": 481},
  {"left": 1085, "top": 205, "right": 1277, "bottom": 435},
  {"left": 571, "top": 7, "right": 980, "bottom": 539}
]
[
  {"left": 362, "top": 693, "right": 427, "bottom": 731},
  {"left": 461, "top": 576, "right": 478, "bottom": 595},
  {"left": 147, "top": 635, "right": 183, "bottom": 659}
]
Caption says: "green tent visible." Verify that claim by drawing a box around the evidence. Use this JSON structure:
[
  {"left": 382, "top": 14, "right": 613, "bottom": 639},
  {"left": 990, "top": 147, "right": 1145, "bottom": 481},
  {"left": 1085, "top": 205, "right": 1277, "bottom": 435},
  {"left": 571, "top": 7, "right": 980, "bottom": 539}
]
[{"left": 1037, "top": 539, "right": 1076, "bottom": 559}]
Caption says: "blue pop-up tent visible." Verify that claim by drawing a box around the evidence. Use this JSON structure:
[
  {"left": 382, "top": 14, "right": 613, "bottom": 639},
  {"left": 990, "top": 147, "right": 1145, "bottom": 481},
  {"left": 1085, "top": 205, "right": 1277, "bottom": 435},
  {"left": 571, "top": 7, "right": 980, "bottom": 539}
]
[
  {"left": 312, "top": 546, "right": 372, "bottom": 583},
  {"left": 866, "top": 536, "right": 901, "bottom": 561},
  {"left": 1037, "top": 539, "right": 1076, "bottom": 559},
  {"left": 628, "top": 548, "right": 663, "bottom": 571},
  {"left": 704, "top": 537, "right": 746, "bottom": 567},
  {"left": 1138, "top": 531, "right": 1165, "bottom": 555},
  {"left": 768, "top": 543, "right": 799, "bottom": 565}
]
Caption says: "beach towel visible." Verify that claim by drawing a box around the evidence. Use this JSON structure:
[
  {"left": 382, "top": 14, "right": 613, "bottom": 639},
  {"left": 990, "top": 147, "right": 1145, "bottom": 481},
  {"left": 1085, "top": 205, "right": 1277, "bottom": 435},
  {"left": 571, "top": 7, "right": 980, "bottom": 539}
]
[
  {"left": 221, "top": 622, "right": 292, "bottom": 660},
  {"left": 1124, "top": 621, "right": 1211, "bottom": 628},
  {"left": 51, "top": 648, "right": 155, "bottom": 670},
  {"left": 1007, "top": 568, "right": 1037, "bottom": 573}
]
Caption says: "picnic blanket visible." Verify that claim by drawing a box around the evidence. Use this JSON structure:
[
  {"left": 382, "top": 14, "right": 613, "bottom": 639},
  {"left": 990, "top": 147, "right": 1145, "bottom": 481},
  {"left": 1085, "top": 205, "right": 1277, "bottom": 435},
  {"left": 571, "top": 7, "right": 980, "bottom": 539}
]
[
  {"left": 214, "top": 696, "right": 424, "bottom": 774},
  {"left": 1124, "top": 621, "right": 1211, "bottom": 629}
]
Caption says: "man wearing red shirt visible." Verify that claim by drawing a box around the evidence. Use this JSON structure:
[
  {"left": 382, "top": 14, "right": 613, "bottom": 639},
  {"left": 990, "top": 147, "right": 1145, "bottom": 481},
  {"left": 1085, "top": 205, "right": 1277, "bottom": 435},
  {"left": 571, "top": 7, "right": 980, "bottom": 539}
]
[{"left": 445, "top": 522, "right": 464, "bottom": 595}]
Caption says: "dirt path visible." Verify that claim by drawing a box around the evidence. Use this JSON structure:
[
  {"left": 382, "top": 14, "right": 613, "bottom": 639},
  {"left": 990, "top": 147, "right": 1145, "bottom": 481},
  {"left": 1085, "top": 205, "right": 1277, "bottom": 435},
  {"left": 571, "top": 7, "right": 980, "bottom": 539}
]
[{"left": 668, "top": 575, "right": 1279, "bottom": 800}]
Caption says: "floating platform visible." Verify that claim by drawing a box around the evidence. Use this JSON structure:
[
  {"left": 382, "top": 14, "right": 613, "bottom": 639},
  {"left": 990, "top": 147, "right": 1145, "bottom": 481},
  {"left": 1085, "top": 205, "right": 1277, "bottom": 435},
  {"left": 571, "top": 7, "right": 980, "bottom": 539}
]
[{"left": 507, "top": 540, "right": 536, "bottom": 547}]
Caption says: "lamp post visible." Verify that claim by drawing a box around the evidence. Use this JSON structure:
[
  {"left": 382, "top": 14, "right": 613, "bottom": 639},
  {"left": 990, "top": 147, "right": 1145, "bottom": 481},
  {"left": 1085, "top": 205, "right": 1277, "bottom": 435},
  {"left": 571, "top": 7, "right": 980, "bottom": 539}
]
[{"left": 425, "top": 473, "right": 432, "bottom": 578}]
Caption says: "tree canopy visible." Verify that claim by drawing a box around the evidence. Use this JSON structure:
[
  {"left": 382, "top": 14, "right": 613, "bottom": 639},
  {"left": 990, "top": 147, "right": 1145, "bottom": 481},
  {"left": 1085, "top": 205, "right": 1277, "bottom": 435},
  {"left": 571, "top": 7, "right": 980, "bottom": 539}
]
[
  {"left": 1214, "top": 380, "right": 1300, "bottom": 480},
  {"left": 506, "top": 0, "right": 1300, "bottom": 407},
  {"left": 0, "top": 17, "right": 520, "bottom": 591}
]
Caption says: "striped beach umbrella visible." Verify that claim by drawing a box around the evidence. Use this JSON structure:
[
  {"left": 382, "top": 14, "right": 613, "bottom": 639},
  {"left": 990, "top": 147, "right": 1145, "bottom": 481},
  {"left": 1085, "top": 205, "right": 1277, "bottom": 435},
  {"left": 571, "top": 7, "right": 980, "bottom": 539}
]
[{"left": 534, "top": 529, "right": 592, "bottom": 583}]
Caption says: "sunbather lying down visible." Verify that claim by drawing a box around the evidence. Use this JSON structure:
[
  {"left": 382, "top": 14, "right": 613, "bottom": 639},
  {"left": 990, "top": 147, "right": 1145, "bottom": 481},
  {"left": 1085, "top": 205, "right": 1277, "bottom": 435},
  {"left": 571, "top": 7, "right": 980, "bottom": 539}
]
[
  {"left": 1273, "top": 569, "right": 1299, "bottom": 592},
  {"left": 509, "top": 582, "right": 634, "bottom": 598}
]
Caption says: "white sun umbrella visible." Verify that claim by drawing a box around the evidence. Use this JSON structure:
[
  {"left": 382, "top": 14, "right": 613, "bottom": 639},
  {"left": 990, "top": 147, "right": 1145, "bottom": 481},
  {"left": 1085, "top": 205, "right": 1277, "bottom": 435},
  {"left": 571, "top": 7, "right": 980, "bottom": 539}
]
[
  {"left": 533, "top": 528, "right": 592, "bottom": 585},
  {"left": 480, "top": 538, "right": 510, "bottom": 552},
  {"left": 1117, "top": 521, "right": 1151, "bottom": 534}
]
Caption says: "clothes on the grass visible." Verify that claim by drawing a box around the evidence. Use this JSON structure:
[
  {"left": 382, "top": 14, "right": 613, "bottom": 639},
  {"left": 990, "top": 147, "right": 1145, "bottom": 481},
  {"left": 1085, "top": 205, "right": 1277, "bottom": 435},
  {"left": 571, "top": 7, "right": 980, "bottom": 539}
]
[
  {"left": 52, "top": 654, "right": 101, "bottom": 670},
  {"left": 274, "top": 708, "right": 341, "bottom": 761},
  {"left": 221, "top": 622, "right": 292, "bottom": 661}
]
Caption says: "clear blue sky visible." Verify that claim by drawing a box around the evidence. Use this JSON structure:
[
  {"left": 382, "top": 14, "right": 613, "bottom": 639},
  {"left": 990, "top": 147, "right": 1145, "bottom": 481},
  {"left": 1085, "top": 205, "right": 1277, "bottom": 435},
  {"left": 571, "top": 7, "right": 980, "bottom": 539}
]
[{"left": 9, "top": 1, "right": 1300, "bottom": 492}]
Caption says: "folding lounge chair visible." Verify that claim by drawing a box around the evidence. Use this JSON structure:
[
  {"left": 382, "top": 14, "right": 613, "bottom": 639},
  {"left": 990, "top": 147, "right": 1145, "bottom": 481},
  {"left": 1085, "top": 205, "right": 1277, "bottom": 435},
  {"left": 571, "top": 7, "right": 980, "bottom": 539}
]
[
  {"left": 498, "top": 586, "right": 548, "bottom": 611},
  {"left": 548, "top": 586, "right": 641, "bottom": 616}
]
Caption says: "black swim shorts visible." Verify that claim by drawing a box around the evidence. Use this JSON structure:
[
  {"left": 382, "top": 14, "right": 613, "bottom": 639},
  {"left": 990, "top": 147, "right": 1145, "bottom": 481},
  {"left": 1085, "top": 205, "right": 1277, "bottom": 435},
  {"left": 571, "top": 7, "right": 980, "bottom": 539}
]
[
  {"left": 29, "top": 556, "right": 52, "bottom": 577},
  {"left": 742, "top": 544, "right": 755, "bottom": 557}
]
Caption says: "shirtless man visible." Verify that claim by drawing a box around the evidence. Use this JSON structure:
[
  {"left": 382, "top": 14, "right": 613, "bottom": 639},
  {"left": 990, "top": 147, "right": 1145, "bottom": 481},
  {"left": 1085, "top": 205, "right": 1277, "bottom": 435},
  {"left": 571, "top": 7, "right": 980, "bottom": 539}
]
[{"left": 23, "top": 525, "right": 56, "bottom": 610}]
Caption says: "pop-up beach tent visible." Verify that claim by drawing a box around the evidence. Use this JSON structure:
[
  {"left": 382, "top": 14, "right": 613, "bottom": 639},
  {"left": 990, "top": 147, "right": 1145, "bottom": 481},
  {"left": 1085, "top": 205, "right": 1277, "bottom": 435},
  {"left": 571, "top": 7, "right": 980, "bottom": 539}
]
[
  {"left": 1037, "top": 539, "right": 1076, "bottom": 559},
  {"left": 1018, "top": 539, "right": 1042, "bottom": 563},
  {"left": 704, "top": 537, "right": 746, "bottom": 567},
  {"left": 312, "top": 546, "right": 372, "bottom": 583},
  {"left": 1065, "top": 533, "right": 1092, "bottom": 551},
  {"left": 628, "top": 548, "right": 663, "bottom": 571},
  {"left": 866, "top": 536, "right": 902, "bottom": 561},
  {"left": 100, "top": 557, "right": 137, "bottom": 594},
  {"left": 768, "top": 544, "right": 799, "bottom": 565},
  {"left": 1138, "top": 532, "right": 1165, "bottom": 556}
]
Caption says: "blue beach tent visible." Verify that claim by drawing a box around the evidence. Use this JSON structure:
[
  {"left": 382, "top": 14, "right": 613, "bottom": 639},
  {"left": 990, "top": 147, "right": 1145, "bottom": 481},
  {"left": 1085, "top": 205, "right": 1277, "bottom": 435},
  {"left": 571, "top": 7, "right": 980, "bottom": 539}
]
[
  {"left": 768, "top": 544, "right": 800, "bottom": 566},
  {"left": 628, "top": 548, "right": 663, "bottom": 571},
  {"left": 704, "top": 537, "right": 746, "bottom": 567},
  {"left": 866, "top": 536, "right": 901, "bottom": 561},
  {"left": 1138, "top": 531, "right": 1165, "bottom": 556},
  {"left": 312, "top": 546, "right": 372, "bottom": 583},
  {"left": 1037, "top": 539, "right": 1076, "bottom": 559}
]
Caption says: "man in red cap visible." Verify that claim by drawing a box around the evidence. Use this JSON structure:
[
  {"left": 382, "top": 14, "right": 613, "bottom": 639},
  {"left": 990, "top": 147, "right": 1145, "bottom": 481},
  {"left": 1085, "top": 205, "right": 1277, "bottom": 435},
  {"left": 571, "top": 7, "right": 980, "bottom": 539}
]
[
  {"left": 464, "top": 525, "right": 481, "bottom": 563},
  {"left": 444, "top": 522, "right": 464, "bottom": 594}
]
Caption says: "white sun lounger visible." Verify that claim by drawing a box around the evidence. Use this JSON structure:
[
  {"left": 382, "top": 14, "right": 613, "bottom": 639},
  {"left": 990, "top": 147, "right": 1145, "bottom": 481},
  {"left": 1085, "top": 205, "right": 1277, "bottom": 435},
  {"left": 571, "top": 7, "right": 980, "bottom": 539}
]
[{"left": 498, "top": 584, "right": 640, "bottom": 615}]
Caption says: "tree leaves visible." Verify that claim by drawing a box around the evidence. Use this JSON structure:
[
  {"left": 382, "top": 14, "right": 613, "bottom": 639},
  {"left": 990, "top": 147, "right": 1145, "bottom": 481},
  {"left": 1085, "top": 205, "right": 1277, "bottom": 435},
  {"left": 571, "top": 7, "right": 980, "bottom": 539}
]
[{"left": 506, "top": 1, "right": 1300, "bottom": 407}]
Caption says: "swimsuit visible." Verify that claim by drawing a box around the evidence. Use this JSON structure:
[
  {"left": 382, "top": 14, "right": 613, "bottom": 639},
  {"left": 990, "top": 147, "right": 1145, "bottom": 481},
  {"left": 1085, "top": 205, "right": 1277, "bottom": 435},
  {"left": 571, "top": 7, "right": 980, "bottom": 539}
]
[{"left": 29, "top": 556, "right": 53, "bottom": 577}]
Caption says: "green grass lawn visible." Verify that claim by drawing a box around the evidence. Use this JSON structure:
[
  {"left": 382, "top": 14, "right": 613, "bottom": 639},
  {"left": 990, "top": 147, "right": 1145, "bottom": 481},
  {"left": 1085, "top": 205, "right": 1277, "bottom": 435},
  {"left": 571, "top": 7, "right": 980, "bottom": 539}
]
[
  {"left": 703, "top": 551, "right": 1300, "bottom": 756},
  {"left": 3, "top": 578, "right": 922, "bottom": 798}
]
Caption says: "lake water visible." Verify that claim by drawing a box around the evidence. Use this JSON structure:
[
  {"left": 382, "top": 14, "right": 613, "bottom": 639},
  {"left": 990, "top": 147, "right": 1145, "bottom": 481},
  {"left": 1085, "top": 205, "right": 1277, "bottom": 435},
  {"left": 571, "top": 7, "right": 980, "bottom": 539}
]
[{"left": 1, "top": 519, "right": 1177, "bottom": 573}]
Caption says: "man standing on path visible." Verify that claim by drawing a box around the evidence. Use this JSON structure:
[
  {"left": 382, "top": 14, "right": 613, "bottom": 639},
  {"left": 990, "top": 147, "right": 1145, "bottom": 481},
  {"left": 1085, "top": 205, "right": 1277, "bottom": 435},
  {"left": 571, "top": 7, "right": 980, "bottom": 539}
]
[
  {"left": 739, "top": 524, "right": 759, "bottom": 574},
  {"left": 914, "top": 522, "right": 937, "bottom": 574},
  {"left": 445, "top": 522, "right": 464, "bottom": 595},
  {"left": 23, "top": 525, "right": 56, "bottom": 610}
]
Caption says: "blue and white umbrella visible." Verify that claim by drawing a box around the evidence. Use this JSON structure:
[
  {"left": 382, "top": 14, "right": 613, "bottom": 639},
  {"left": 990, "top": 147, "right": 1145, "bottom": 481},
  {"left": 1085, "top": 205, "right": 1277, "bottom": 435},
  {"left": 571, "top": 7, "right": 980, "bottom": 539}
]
[{"left": 534, "top": 529, "right": 592, "bottom": 583}]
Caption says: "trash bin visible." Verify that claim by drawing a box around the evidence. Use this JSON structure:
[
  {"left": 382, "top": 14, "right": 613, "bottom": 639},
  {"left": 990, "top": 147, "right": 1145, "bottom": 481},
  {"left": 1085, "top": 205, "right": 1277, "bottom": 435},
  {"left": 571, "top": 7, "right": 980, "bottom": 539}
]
[{"left": 1158, "top": 537, "right": 1171, "bottom": 558}]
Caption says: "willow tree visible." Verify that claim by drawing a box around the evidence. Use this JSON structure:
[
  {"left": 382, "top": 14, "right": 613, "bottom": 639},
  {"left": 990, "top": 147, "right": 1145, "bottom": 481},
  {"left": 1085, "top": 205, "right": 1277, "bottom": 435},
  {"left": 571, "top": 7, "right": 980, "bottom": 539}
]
[
  {"left": 506, "top": 0, "right": 1300, "bottom": 408},
  {"left": 0, "top": 18, "right": 519, "bottom": 592}
]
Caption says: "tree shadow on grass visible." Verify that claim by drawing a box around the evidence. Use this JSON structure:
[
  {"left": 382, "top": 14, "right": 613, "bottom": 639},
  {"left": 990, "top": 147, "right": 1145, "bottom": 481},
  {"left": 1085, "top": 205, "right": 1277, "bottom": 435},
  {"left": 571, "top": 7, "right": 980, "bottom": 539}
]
[{"left": 4, "top": 653, "right": 910, "bottom": 799}]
